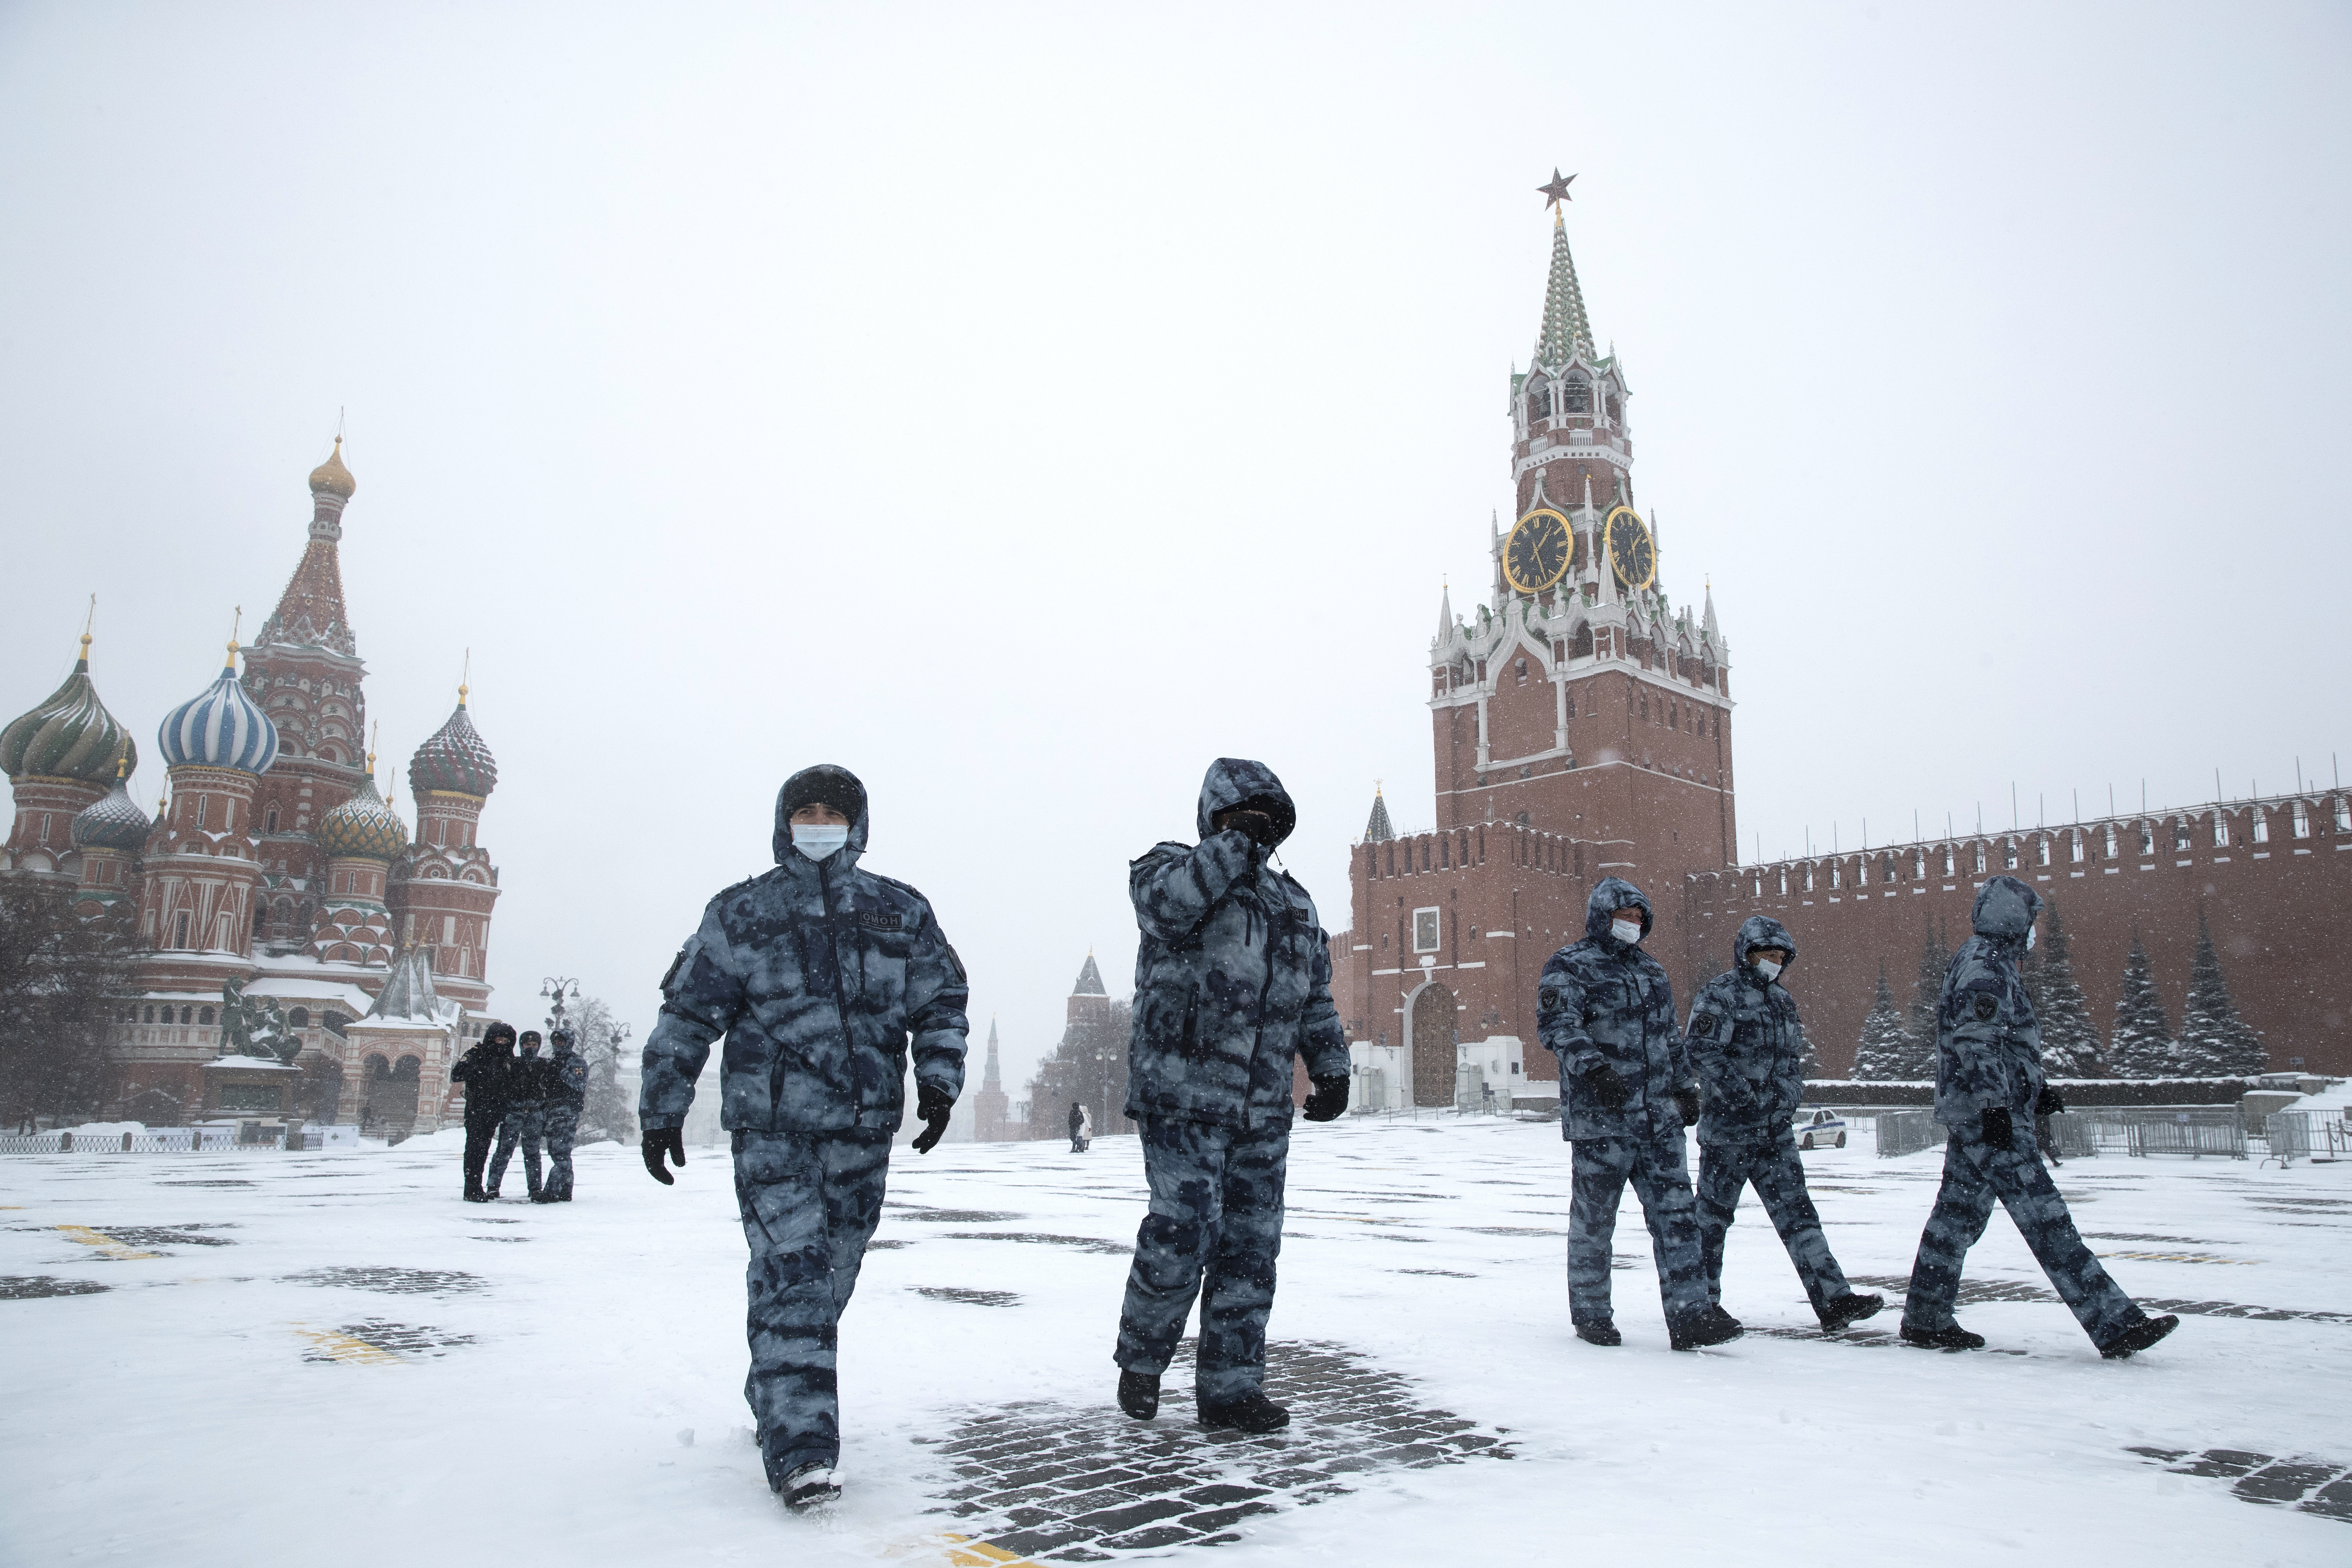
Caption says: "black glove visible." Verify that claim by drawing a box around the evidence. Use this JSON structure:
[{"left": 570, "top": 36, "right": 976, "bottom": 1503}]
[
  {"left": 1302, "top": 1076, "right": 1350, "bottom": 1122},
  {"left": 641, "top": 1126, "right": 686, "bottom": 1185},
  {"left": 1981, "top": 1106, "right": 2014, "bottom": 1151},
  {"left": 2035, "top": 1084, "right": 2066, "bottom": 1117},
  {"left": 1673, "top": 1088, "right": 1700, "bottom": 1129},
  {"left": 1582, "top": 1065, "right": 1630, "bottom": 1113},
  {"left": 910, "top": 1081, "right": 954, "bottom": 1154}
]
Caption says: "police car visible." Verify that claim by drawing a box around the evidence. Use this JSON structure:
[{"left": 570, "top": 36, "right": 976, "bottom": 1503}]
[{"left": 1793, "top": 1109, "right": 1848, "bottom": 1150}]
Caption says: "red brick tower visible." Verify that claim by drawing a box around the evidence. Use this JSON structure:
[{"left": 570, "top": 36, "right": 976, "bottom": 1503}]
[
  {"left": 390, "top": 687, "right": 501, "bottom": 1013},
  {"left": 971, "top": 1018, "right": 1012, "bottom": 1141},
  {"left": 1333, "top": 191, "right": 1736, "bottom": 1109},
  {"left": 245, "top": 441, "right": 371, "bottom": 953}
]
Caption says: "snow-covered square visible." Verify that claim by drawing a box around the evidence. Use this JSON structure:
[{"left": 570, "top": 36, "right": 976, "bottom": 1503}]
[{"left": 6, "top": 1115, "right": 2350, "bottom": 1565}]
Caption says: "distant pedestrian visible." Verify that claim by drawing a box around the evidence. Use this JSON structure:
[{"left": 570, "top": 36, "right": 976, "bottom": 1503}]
[
  {"left": 1686, "top": 916, "right": 1883, "bottom": 1333},
  {"left": 487, "top": 1030, "right": 549, "bottom": 1200},
  {"left": 1112, "top": 759, "right": 1351, "bottom": 1434},
  {"left": 539, "top": 1026, "right": 588, "bottom": 1202},
  {"left": 452, "top": 1023, "right": 517, "bottom": 1203},
  {"left": 1069, "top": 1100, "right": 1091, "bottom": 1153},
  {"left": 1537, "top": 878, "right": 1740, "bottom": 1351},
  {"left": 1899, "top": 877, "right": 2179, "bottom": 1358},
  {"left": 638, "top": 764, "right": 968, "bottom": 1509}
]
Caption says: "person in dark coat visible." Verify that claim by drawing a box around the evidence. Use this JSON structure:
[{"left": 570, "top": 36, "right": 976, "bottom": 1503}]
[
  {"left": 1687, "top": 915, "right": 1882, "bottom": 1332},
  {"left": 1537, "top": 877, "right": 1740, "bottom": 1351},
  {"left": 539, "top": 1026, "right": 588, "bottom": 1202},
  {"left": 487, "top": 1030, "right": 549, "bottom": 1199},
  {"left": 452, "top": 1022, "right": 516, "bottom": 1203},
  {"left": 1068, "top": 1100, "right": 1090, "bottom": 1153},
  {"left": 637, "top": 764, "right": 969, "bottom": 1508},
  {"left": 1112, "top": 758, "right": 1351, "bottom": 1434},
  {"left": 1900, "top": 877, "right": 2180, "bottom": 1357}
]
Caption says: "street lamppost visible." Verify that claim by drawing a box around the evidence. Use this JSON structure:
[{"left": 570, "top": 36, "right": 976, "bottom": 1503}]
[{"left": 541, "top": 976, "right": 580, "bottom": 1034}]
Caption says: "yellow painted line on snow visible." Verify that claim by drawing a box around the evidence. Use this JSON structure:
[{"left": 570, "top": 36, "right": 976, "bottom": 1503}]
[
  {"left": 291, "top": 1324, "right": 405, "bottom": 1365},
  {"left": 937, "top": 1535, "right": 1038, "bottom": 1567},
  {"left": 878, "top": 1532, "right": 1040, "bottom": 1567},
  {"left": 55, "top": 1225, "right": 160, "bottom": 1260}
]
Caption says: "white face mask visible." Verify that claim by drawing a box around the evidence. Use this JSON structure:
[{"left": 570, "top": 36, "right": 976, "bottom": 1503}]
[
  {"left": 791, "top": 823, "right": 850, "bottom": 861},
  {"left": 2026, "top": 925, "right": 2037, "bottom": 951},
  {"left": 1753, "top": 958, "right": 1783, "bottom": 983},
  {"left": 1610, "top": 917, "right": 1643, "bottom": 946}
]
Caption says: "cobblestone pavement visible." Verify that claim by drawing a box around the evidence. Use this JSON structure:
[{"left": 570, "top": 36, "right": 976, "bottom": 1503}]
[
  {"left": 1846, "top": 1273, "right": 2352, "bottom": 1326},
  {"left": 2129, "top": 1446, "right": 2352, "bottom": 1523},
  {"left": 918, "top": 1340, "right": 1513, "bottom": 1561}
]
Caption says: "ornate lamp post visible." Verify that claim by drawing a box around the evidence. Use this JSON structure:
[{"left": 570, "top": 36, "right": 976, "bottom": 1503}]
[{"left": 540, "top": 976, "right": 580, "bottom": 1033}]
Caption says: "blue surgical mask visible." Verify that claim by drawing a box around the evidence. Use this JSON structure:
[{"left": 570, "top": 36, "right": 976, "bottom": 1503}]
[
  {"left": 792, "top": 823, "right": 850, "bottom": 861},
  {"left": 1610, "top": 917, "right": 1644, "bottom": 946},
  {"left": 2026, "top": 926, "right": 2037, "bottom": 951}
]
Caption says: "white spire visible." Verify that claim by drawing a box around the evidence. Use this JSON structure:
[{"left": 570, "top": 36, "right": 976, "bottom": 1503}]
[
  {"left": 1703, "top": 576, "right": 1721, "bottom": 644},
  {"left": 1436, "top": 580, "right": 1455, "bottom": 640}
]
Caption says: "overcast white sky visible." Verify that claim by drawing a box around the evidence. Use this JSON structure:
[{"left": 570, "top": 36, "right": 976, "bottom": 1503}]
[{"left": 3, "top": 3, "right": 2346, "bottom": 1098}]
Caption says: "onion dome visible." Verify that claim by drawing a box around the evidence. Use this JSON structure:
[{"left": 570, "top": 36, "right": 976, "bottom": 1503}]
[
  {"left": 1, "top": 634, "right": 137, "bottom": 782},
  {"left": 71, "top": 768, "right": 151, "bottom": 851},
  {"left": 157, "top": 646, "right": 280, "bottom": 775},
  {"left": 407, "top": 688, "right": 497, "bottom": 798},
  {"left": 318, "top": 760, "right": 407, "bottom": 861},
  {"left": 309, "top": 436, "right": 356, "bottom": 499}
]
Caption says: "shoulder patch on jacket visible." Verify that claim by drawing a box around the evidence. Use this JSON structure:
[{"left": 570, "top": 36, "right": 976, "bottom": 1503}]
[
  {"left": 854, "top": 908, "right": 904, "bottom": 931},
  {"left": 1539, "top": 985, "right": 1565, "bottom": 1010},
  {"left": 943, "top": 942, "right": 968, "bottom": 983},
  {"left": 658, "top": 946, "right": 690, "bottom": 996},
  {"left": 1689, "top": 1011, "right": 1720, "bottom": 1039},
  {"left": 1971, "top": 992, "right": 2001, "bottom": 1022}
]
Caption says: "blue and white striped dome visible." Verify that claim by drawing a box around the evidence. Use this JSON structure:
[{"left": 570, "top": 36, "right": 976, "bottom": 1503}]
[{"left": 157, "top": 652, "right": 279, "bottom": 776}]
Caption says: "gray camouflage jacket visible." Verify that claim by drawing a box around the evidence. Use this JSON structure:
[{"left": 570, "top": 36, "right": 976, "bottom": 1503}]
[
  {"left": 548, "top": 1047, "right": 588, "bottom": 1115},
  {"left": 1936, "top": 876, "right": 2045, "bottom": 1135},
  {"left": 1686, "top": 915, "right": 1805, "bottom": 1146},
  {"left": 1124, "top": 758, "right": 1349, "bottom": 1131},
  {"left": 1537, "top": 878, "right": 1693, "bottom": 1142},
  {"left": 638, "top": 765, "right": 969, "bottom": 1136}
]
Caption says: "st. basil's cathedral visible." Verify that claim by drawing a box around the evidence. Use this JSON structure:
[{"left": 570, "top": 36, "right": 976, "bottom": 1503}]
[{"left": 1, "top": 442, "right": 505, "bottom": 1135}]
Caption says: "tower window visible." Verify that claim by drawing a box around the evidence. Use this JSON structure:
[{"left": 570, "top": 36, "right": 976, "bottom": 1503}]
[
  {"left": 2336, "top": 797, "right": 2350, "bottom": 832},
  {"left": 1605, "top": 394, "right": 1621, "bottom": 423},
  {"left": 2213, "top": 815, "right": 2229, "bottom": 848},
  {"left": 2004, "top": 841, "right": 2019, "bottom": 869},
  {"left": 1776, "top": 869, "right": 1788, "bottom": 895},
  {"left": 2173, "top": 821, "right": 2191, "bottom": 852},
  {"left": 2292, "top": 800, "right": 2311, "bottom": 839},
  {"left": 2070, "top": 830, "right": 2084, "bottom": 862},
  {"left": 266, "top": 806, "right": 279, "bottom": 834},
  {"left": 289, "top": 1008, "right": 309, "bottom": 1028},
  {"left": 1563, "top": 378, "right": 1592, "bottom": 414},
  {"left": 1942, "top": 847, "right": 1955, "bottom": 877},
  {"left": 175, "top": 912, "right": 190, "bottom": 948},
  {"left": 199, "top": 1007, "right": 215, "bottom": 1027},
  {"left": 1883, "top": 855, "right": 1897, "bottom": 884},
  {"left": 2139, "top": 824, "right": 2155, "bottom": 856},
  {"left": 2036, "top": 837, "right": 2050, "bottom": 866},
  {"left": 143, "top": 1006, "right": 155, "bottom": 1024},
  {"left": 1527, "top": 380, "right": 1552, "bottom": 420},
  {"left": 1803, "top": 864, "right": 1815, "bottom": 892},
  {"left": 196, "top": 796, "right": 208, "bottom": 830},
  {"left": 1974, "top": 845, "right": 1987, "bottom": 875},
  {"left": 1515, "top": 658, "right": 1528, "bottom": 685},
  {"left": 2103, "top": 824, "right": 2117, "bottom": 859},
  {"left": 180, "top": 1007, "right": 193, "bottom": 1025},
  {"left": 1830, "top": 862, "right": 1842, "bottom": 889},
  {"left": 2251, "top": 809, "right": 2267, "bottom": 843}
]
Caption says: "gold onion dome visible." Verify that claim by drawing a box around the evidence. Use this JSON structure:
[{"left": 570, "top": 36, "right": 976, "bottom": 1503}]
[
  {"left": 0, "top": 634, "right": 137, "bottom": 783},
  {"left": 407, "top": 690, "right": 498, "bottom": 799},
  {"left": 71, "top": 769, "right": 151, "bottom": 851},
  {"left": 308, "top": 436, "right": 356, "bottom": 499},
  {"left": 318, "top": 763, "right": 408, "bottom": 861}
]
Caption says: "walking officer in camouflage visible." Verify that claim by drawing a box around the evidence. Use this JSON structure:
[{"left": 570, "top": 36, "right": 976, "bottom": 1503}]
[
  {"left": 1899, "top": 876, "right": 2179, "bottom": 1357},
  {"left": 1113, "top": 759, "right": 1351, "bottom": 1433},
  {"left": 1538, "top": 878, "right": 1741, "bottom": 1351},
  {"left": 536, "top": 1025, "right": 588, "bottom": 1202},
  {"left": 1687, "top": 915, "right": 1883, "bottom": 1332},
  {"left": 638, "top": 764, "right": 969, "bottom": 1507},
  {"left": 486, "top": 1030, "right": 549, "bottom": 1200}
]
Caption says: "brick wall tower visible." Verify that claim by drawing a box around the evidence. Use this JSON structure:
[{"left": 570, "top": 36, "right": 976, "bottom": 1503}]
[
  {"left": 1, "top": 630, "right": 137, "bottom": 883},
  {"left": 390, "top": 689, "right": 501, "bottom": 1013},
  {"left": 1334, "top": 189, "right": 1736, "bottom": 1110},
  {"left": 245, "top": 441, "right": 371, "bottom": 954},
  {"left": 971, "top": 1018, "right": 1011, "bottom": 1141}
]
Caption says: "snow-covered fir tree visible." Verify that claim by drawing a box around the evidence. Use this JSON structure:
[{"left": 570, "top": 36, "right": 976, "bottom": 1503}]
[
  {"left": 2108, "top": 933, "right": 2174, "bottom": 1078},
  {"left": 1798, "top": 1021, "right": 1821, "bottom": 1081},
  {"left": 1899, "top": 923, "right": 1949, "bottom": 1081},
  {"left": 1850, "top": 966, "right": 1912, "bottom": 1081},
  {"left": 2171, "top": 909, "right": 2266, "bottom": 1077},
  {"left": 570, "top": 995, "right": 637, "bottom": 1145},
  {"left": 2026, "top": 900, "right": 2106, "bottom": 1078}
]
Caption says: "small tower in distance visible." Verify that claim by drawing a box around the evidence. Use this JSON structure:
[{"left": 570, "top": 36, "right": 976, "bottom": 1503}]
[{"left": 971, "top": 1018, "right": 1011, "bottom": 1142}]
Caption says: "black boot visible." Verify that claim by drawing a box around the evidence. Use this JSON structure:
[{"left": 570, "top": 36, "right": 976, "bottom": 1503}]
[
  {"left": 463, "top": 1184, "right": 488, "bottom": 1204},
  {"left": 1819, "top": 1292, "right": 1886, "bottom": 1333},
  {"left": 2098, "top": 1314, "right": 2180, "bottom": 1360},
  {"left": 1118, "top": 1370, "right": 1161, "bottom": 1420},
  {"left": 1574, "top": 1320, "right": 1622, "bottom": 1347},
  {"left": 1198, "top": 1388, "right": 1289, "bottom": 1433},
  {"left": 774, "top": 1462, "right": 840, "bottom": 1509},
  {"left": 1668, "top": 1306, "right": 1744, "bottom": 1351},
  {"left": 1899, "top": 1322, "right": 1986, "bottom": 1351}
]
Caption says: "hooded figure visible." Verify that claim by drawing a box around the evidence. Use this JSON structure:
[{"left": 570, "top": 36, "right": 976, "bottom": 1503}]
[
  {"left": 1112, "top": 759, "right": 1350, "bottom": 1435},
  {"left": 539, "top": 1026, "right": 588, "bottom": 1202},
  {"left": 487, "top": 1031, "right": 548, "bottom": 1199},
  {"left": 1900, "top": 876, "right": 2177, "bottom": 1358},
  {"left": 1536, "top": 877, "right": 1736, "bottom": 1350},
  {"left": 452, "top": 1021, "right": 517, "bottom": 1203},
  {"left": 1685, "top": 916, "right": 1881, "bottom": 1333},
  {"left": 637, "top": 763, "right": 970, "bottom": 1504}
]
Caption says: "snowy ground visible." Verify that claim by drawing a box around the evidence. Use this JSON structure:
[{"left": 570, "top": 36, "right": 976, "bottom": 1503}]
[{"left": 5, "top": 1117, "right": 2349, "bottom": 1566}]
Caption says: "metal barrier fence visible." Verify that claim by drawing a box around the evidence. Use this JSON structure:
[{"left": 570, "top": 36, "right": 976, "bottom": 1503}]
[
  {"left": 0, "top": 1125, "right": 323, "bottom": 1155},
  {"left": 2265, "top": 1110, "right": 2352, "bottom": 1165},
  {"left": 1875, "top": 1109, "right": 2100, "bottom": 1159},
  {"left": 2125, "top": 1110, "right": 2247, "bottom": 1159}
]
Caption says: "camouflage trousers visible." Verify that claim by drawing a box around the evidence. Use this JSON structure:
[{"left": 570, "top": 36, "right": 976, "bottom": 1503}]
[
  {"left": 734, "top": 1128, "right": 891, "bottom": 1482},
  {"left": 1903, "top": 1132, "right": 2139, "bottom": 1345},
  {"left": 1115, "top": 1115, "right": 1288, "bottom": 1404},
  {"left": 1568, "top": 1134, "right": 1711, "bottom": 1328},
  {"left": 541, "top": 1109, "right": 580, "bottom": 1200},
  {"left": 488, "top": 1108, "right": 545, "bottom": 1196},
  {"left": 1696, "top": 1134, "right": 1853, "bottom": 1313}
]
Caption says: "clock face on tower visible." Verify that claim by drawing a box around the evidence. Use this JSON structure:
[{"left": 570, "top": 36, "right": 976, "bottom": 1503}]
[
  {"left": 1605, "top": 505, "right": 1656, "bottom": 591},
  {"left": 1503, "top": 507, "right": 1574, "bottom": 594}
]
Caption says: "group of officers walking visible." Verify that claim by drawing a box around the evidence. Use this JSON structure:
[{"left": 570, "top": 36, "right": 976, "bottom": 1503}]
[
  {"left": 452, "top": 1023, "right": 589, "bottom": 1203},
  {"left": 632, "top": 760, "right": 2182, "bottom": 1512}
]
